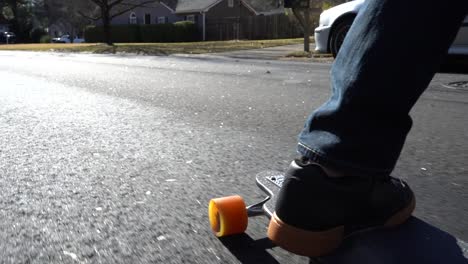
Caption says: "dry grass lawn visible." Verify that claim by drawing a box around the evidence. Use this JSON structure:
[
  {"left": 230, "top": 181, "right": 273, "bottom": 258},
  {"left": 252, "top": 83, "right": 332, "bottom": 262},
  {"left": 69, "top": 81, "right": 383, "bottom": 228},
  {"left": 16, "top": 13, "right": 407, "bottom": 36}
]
[{"left": 0, "top": 38, "right": 308, "bottom": 55}]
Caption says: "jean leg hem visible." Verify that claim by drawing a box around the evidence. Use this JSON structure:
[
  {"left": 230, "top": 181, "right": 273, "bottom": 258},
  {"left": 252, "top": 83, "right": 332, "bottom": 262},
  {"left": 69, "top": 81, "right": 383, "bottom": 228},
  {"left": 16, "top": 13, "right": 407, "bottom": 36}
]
[{"left": 297, "top": 142, "right": 393, "bottom": 176}]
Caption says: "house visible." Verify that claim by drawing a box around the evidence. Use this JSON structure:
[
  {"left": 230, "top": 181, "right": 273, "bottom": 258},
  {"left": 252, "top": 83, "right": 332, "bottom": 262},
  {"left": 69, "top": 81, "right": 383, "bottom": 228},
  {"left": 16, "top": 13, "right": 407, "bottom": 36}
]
[
  {"left": 108, "top": 0, "right": 300, "bottom": 41},
  {"left": 172, "top": 0, "right": 253, "bottom": 40},
  {"left": 111, "top": 1, "right": 179, "bottom": 26},
  {"left": 170, "top": 0, "right": 292, "bottom": 40}
]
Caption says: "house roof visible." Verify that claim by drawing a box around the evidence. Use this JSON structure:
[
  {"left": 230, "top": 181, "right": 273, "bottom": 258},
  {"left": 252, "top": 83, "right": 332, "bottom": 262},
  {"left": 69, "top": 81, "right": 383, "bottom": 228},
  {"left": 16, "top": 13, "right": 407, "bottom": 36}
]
[
  {"left": 242, "top": 0, "right": 284, "bottom": 15},
  {"left": 164, "top": 0, "right": 284, "bottom": 15},
  {"left": 160, "top": 0, "right": 178, "bottom": 11},
  {"left": 174, "top": 0, "right": 221, "bottom": 14}
]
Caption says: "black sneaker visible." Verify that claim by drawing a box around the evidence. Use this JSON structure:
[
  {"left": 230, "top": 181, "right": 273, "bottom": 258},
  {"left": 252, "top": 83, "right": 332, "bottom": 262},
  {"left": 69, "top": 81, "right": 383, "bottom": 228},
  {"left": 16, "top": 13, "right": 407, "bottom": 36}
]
[{"left": 267, "top": 158, "right": 415, "bottom": 257}]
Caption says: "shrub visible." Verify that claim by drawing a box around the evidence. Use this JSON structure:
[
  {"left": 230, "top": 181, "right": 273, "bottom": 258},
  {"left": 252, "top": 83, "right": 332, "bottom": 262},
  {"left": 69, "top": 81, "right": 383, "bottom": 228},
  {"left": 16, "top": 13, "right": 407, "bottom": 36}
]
[
  {"left": 173, "top": 21, "right": 200, "bottom": 42},
  {"left": 30, "top": 28, "right": 47, "bottom": 43},
  {"left": 140, "top": 24, "right": 173, "bottom": 42},
  {"left": 40, "top": 35, "right": 52, "bottom": 43},
  {"left": 84, "top": 26, "right": 100, "bottom": 42},
  {"left": 111, "top": 25, "right": 141, "bottom": 42},
  {"left": 84, "top": 22, "right": 200, "bottom": 43}
]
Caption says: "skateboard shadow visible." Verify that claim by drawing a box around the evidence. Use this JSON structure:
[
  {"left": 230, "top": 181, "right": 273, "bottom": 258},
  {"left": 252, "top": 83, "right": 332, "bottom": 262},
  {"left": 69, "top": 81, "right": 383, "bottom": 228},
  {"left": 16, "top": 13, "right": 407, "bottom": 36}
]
[
  {"left": 219, "top": 234, "right": 280, "bottom": 264},
  {"left": 316, "top": 217, "right": 468, "bottom": 264}
]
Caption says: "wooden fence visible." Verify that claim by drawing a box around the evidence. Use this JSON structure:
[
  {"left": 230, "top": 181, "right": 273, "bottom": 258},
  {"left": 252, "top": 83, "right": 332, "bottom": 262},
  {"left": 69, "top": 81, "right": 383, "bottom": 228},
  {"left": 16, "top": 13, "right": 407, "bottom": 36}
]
[{"left": 206, "top": 14, "right": 303, "bottom": 41}]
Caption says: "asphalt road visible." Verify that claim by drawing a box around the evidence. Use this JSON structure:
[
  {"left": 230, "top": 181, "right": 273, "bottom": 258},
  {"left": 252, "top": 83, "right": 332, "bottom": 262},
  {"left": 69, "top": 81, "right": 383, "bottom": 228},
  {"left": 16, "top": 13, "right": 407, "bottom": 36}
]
[{"left": 0, "top": 51, "right": 467, "bottom": 263}]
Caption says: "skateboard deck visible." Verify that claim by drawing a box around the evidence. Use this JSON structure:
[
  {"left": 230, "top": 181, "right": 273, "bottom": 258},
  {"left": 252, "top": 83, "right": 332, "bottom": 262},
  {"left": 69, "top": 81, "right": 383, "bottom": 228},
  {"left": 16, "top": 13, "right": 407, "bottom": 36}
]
[{"left": 209, "top": 170, "right": 468, "bottom": 264}]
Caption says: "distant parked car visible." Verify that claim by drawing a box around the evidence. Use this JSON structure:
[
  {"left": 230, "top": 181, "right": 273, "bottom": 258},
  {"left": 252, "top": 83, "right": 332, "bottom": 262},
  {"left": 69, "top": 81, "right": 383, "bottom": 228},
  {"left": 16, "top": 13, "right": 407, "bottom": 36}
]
[
  {"left": 0, "top": 32, "right": 16, "bottom": 44},
  {"left": 315, "top": 0, "right": 468, "bottom": 57},
  {"left": 51, "top": 35, "right": 85, "bottom": 43}
]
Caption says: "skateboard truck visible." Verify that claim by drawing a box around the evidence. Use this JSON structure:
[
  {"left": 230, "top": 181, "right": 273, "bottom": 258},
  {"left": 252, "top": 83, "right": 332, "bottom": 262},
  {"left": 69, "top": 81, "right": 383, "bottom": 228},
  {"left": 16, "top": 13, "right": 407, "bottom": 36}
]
[
  {"left": 208, "top": 173, "right": 282, "bottom": 237},
  {"left": 246, "top": 196, "right": 271, "bottom": 217}
]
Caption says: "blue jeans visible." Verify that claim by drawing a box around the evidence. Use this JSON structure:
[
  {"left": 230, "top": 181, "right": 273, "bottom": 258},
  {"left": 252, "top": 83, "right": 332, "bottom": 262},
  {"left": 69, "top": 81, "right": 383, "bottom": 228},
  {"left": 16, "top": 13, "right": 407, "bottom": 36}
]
[{"left": 298, "top": 0, "right": 468, "bottom": 175}]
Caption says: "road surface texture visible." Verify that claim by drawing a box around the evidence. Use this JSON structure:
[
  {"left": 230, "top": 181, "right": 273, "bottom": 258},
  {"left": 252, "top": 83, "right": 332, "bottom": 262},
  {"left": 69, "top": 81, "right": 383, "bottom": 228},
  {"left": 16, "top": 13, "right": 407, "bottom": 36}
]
[{"left": 0, "top": 51, "right": 467, "bottom": 263}]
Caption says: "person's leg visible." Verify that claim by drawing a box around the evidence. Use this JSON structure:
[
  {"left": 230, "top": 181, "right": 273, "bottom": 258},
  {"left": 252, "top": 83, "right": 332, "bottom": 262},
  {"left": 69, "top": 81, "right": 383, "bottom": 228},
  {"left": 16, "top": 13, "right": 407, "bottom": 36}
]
[
  {"left": 299, "top": 0, "right": 468, "bottom": 175},
  {"left": 268, "top": 0, "right": 468, "bottom": 257}
]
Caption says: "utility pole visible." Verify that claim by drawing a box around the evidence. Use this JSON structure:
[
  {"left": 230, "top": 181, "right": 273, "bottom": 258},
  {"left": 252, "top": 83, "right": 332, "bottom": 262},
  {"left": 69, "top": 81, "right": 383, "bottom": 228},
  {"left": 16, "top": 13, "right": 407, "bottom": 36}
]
[
  {"left": 284, "top": 0, "right": 311, "bottom": 52},
  {"left": 237, "top": 0, "right": 241, "bottom": 40}
]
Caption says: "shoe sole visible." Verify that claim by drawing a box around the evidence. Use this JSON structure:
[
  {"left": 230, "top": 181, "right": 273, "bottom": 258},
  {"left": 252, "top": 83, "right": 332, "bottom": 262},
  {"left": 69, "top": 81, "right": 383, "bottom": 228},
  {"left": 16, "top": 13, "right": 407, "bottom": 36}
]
[{"left": 267, "top": 196, "right": 416, "bottom": 257}]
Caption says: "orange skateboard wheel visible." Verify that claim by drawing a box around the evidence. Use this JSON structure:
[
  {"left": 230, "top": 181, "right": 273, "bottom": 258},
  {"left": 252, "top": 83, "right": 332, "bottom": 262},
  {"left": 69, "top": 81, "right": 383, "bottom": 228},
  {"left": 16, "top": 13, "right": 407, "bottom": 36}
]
[{"left": 208, "top": 195, "right": 248, "bottom": 237}]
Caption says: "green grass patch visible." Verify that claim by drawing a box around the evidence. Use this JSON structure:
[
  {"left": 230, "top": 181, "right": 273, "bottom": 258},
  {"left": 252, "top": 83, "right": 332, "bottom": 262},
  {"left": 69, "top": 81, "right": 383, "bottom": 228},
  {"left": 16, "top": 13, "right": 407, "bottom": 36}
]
[
  {"left": 312, "top": 52, "right": 334, "bottom": 58},
  {"left": 0, "top": 38, "right": 307, "bottom": 55},
  {"left": 286, "top": 51, "right": 313, "bottom": 58},
  {"left": 286, "top": 50, "right": 334, "bottom": 58}
]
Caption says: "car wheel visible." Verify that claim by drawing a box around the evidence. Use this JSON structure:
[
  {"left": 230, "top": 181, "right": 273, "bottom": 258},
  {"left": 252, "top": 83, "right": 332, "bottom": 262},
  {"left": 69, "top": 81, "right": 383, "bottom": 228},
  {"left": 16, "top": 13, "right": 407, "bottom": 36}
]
[{"left": 329, "top": 17, "right": 354, "bottom": 58}]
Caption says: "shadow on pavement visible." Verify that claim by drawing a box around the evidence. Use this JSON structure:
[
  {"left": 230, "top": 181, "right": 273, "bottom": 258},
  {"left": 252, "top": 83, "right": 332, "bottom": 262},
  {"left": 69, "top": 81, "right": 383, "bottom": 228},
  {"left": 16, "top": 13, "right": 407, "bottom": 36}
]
[
  {"left": 219, "top": 217, "right": 467, "bottom": 264},
  {"left": 318, "top": 217, "right": 468, "bottom": 264},
  {"left": 219, "top": 234, "right": 280, "bottom": 264}
]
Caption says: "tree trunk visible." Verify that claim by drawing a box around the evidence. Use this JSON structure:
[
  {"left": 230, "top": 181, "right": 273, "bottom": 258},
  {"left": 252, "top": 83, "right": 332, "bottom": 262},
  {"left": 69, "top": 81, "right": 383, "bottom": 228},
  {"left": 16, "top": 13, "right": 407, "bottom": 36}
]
[
  {"left": 102, "top": 6, "right": 112, "bottom": 45},
  {"left": 9, "top": 0, "right": 19, "bottom": 41}
]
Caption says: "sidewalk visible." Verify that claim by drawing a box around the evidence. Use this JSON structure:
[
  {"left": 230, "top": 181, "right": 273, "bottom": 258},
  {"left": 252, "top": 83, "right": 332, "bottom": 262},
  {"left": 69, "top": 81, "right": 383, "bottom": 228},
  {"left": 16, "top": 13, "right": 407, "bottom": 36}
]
[
  {"left": 211, "top": 44, "right": 307, "bottom": 60},
  {"left": 208, "top": 43, "right": 334, "bottom": 63}
]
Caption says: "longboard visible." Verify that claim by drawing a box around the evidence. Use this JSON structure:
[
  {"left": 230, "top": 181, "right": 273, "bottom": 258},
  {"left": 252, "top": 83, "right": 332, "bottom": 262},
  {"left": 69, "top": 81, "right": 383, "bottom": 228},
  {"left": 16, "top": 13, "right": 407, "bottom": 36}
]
[{"left": 208, "top": 170, "right": 468, "bottom": 264}]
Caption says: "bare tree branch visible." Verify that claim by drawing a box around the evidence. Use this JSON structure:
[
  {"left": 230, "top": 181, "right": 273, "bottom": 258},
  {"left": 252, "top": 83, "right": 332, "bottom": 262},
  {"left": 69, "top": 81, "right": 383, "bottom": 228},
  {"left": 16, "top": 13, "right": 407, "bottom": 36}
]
[
  {"left": 114, "top": 0, "right": 159, "bottom": 9},
  {"left": 89, "top": 0, "right": 104, "bottom": 7},
  {"left": 108, "top": 0, "right": 127, "bottom": 9},
  {"left": 82, "top": 0, "right": 158, "bottom": 44},
  {"left": 78, "top": 10, "right": 102, "bottom": 21},
  {"left": 109, "top": 0, "right": 157, "bottom": 19}
]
